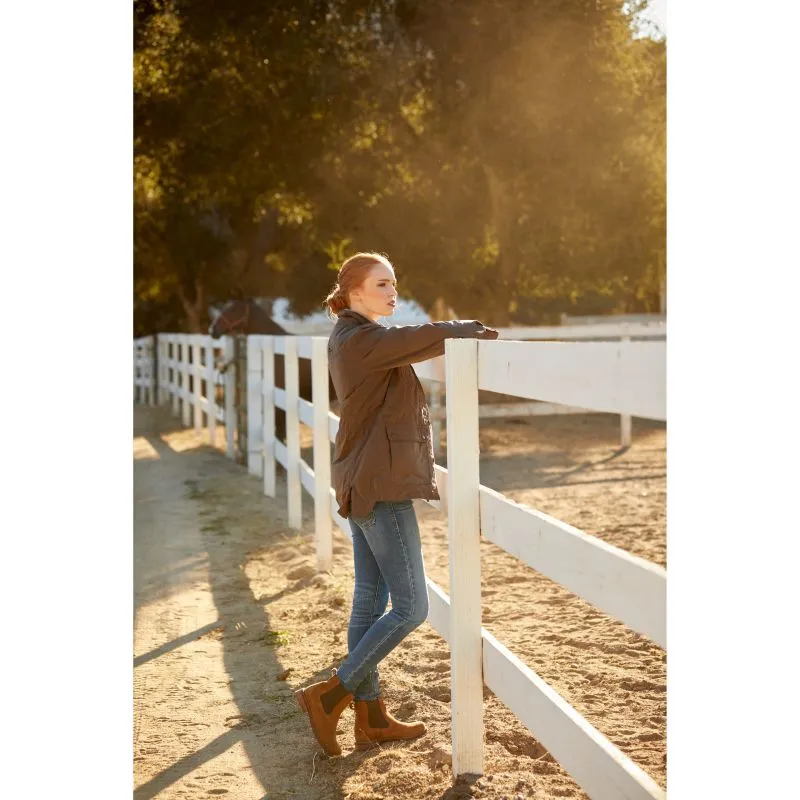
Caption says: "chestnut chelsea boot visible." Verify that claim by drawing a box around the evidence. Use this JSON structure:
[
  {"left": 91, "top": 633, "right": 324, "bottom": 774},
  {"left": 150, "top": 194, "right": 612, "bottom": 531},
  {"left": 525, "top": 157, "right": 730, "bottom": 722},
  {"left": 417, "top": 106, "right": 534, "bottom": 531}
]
[
  {"left": 353, "top": 695, "right": 427, "bottom": 750},
  {"left": 294, "top": 670, "right": 354, "bottom": 756}
]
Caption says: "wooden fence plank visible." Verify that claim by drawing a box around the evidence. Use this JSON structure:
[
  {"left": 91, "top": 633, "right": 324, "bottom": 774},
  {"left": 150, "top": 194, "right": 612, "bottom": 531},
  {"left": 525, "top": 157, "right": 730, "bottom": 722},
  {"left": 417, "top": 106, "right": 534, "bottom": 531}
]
[
  {"left": 426, "top": 579, "right": 451, "bottom": 645},
  {"left": 206, "top": 338, "right": 216, "bottom": 445},
  {"left": 181, "top": 335, "right": 191, "bottom": 427},
  {"left": 497, "top": 322, "right": 666, "bottom": 341},
  {"left": 192, "top": 338, "right": 202, "bottom": 433},
  {"left": 477, "top": 341, "right": 666, "bottom": 421},
  {"left": 299, "top": 460, "right": 315, "bottom": 494},
  {"left": 171, "top": 339, "right": 179, "bottom": 417},
  {"left": 620, "top": 334, "right": 633, "bottom": 445},
  {"left": 224, "top": 337, "right": 236, "bottom": 458},
  {"left": 274, "top": 439, "right": 288, "bottom": 469},
  {"left": 284, "top": 337, "right": 302, "bottom": 529},
  {"left": 479, "top": 486, "right": 666, "bottom": 648},
  {"left": 298, "top": 398, "right": 314, "bottom": 427},
  {"left": 247, "top": 337, "right": 264, "bottom": 477},
  {"left": 297, "top": 337, "right": 313, "bottom": 359},
  {"left": 328, "top": 411, "right": 339, "bottom": 442},
  {"left": 444, "top": 338, "right": 484, "bottom": 777},
  {"left": 312, "top": 337, "right": 333, "bottom": 571},
  {"left": 482, "top": 631, "right": 665, "bottom": 800},
  {"left": 262, "top": 337, "right": 276, "bottom": 498}
]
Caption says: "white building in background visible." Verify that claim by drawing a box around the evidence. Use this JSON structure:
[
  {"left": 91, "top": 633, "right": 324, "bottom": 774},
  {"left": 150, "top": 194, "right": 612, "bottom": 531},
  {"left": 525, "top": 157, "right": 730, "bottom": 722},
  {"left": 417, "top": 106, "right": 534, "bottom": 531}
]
[
  {"left": 208, "top": 295, "right": 435, "bottom": 334},
  {"left": 265, "top": 296, "right": 433, "bottom": 334}
]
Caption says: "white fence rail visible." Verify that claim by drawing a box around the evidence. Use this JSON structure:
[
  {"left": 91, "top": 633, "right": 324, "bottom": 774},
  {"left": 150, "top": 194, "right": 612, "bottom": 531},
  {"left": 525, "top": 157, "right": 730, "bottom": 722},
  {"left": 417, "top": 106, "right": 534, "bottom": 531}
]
[
  {"left": 240, "top": 333, "right": 666, "bottom": 799},
  {"left": 133, "top": 336, "right": 156, "bottom": 405},
  {"left": 560, "top": 312, "right": 666, "bottom": 327},
  {"left": 133, "top": 327, "right": 667, "bottom": 798},
  {"left": 441, "top": 338, "right": 665, "bottom": 795},
  {"left": 416, "top": 320, "right": 666, "bottom": 452}
]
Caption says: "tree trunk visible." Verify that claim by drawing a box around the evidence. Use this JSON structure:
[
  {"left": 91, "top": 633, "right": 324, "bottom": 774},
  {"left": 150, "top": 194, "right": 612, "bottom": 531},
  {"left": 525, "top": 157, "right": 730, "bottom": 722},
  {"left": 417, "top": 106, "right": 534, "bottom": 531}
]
[
  {"left": 481, "top": 163, "right": 519, "bottom": 327},
  {"left": 177, "top": 280, "right": 208, "bottom": 333},
  {"left": 429, "top": 296, "right": 458, "bottom": 321}
]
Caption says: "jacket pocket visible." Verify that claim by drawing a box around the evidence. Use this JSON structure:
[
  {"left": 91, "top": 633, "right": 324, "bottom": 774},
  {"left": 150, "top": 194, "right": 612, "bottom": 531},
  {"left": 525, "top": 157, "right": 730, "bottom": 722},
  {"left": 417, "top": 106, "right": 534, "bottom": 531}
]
[
  {"left": 385, "top": 422, "right": 429, "bottom": 442},
  {"left": 386, "top": 423, "right": 431, "bottom": 484}
]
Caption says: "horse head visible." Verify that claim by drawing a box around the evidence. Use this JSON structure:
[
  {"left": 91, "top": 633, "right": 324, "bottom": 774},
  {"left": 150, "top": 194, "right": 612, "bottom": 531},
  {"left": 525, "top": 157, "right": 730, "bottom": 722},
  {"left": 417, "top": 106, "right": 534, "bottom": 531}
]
[{"left": 209, "top": 299, "right": 287, "bottom": 337}]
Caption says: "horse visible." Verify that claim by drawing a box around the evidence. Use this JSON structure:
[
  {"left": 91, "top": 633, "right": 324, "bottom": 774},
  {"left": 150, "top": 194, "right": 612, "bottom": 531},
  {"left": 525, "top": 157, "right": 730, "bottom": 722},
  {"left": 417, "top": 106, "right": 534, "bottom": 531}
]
[
  {"left": 209, "top": 298, "right": 288, "bottom": 339},
  {"left": 209, "top": 298, "right": 337, "bottom": 442}
]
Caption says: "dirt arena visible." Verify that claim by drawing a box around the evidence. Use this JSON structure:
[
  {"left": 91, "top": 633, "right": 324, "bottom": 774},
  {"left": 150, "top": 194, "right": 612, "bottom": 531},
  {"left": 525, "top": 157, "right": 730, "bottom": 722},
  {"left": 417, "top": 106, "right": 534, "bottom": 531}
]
[{"left": 134, "top": 406, "right": 665, "bottom": 799}]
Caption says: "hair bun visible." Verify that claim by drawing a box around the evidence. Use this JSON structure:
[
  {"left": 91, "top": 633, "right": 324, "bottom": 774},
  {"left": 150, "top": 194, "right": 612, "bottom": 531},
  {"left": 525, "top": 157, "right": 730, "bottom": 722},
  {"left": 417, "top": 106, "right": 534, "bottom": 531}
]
[{"left": 325, "top": 284, "right": 349, "bottom": 317}]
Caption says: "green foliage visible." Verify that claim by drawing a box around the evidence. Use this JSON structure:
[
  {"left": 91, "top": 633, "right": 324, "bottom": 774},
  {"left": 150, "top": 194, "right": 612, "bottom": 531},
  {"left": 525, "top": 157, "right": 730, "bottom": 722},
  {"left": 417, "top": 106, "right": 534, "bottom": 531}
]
[{"left": 134, "top": 0, "right": 665, "bottom": 331}]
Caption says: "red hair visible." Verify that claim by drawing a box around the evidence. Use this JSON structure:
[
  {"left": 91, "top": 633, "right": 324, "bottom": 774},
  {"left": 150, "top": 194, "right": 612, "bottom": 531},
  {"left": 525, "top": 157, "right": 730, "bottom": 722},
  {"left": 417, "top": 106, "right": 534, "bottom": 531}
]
[{"left": 324, "top": 252, "right": 393, "bottom": 317}]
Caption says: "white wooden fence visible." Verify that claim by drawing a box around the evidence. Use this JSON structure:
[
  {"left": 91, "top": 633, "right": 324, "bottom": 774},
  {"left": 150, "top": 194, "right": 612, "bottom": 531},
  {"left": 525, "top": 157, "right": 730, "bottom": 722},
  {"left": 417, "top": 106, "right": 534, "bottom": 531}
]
[
  {"left": 240, "top": 333, "right": 666, "bottom": 799},
  {"left": 133, "top": 336, "right": 156, "bottom": 405},
  {"left": 136, "top": 334, "right": 237, "bottom": 458},
  {"left": 440, "top": 338, "right": 665, "bottom": 797},
  {"left": 417, "top": 320, "right": 666, "bottom": 452},
  {"left": 133, "top": 328, "right": 667, "bottom": 799},
  {"left": 560, "top": 312, "right": 666, "bottom": 327}
]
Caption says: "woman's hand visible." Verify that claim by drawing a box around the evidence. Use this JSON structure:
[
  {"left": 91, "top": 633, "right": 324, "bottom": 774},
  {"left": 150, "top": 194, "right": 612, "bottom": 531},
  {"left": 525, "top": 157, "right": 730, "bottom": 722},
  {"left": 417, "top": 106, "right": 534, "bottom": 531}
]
[{"left": 470, "top": 321, "right": 499, "bottom": 340}]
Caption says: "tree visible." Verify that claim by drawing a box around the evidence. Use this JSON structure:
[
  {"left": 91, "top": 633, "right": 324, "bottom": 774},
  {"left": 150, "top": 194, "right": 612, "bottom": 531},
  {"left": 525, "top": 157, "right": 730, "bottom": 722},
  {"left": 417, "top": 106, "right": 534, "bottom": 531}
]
[
  {"left": 377, "top": 0, "right": 666, "bottom": 321},
  {"left": 134, "top": 0, "right": 666, "bottom": 331}
]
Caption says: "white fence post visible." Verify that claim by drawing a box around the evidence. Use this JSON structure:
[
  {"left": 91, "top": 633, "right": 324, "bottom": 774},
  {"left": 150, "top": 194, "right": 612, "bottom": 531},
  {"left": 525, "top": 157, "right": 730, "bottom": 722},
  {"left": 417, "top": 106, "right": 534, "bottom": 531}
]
[
  {"left": 161, "top": 336, "right": 172, "bottom": 405},
  {"left": 285, "top": 337, "right": 302, "bottom": 529},
  {"left": 154, "top": 338, "right": 160, "bottom": 406},
  {"left": 156, "top": 333, "right": 167, "bottom": 406},
  {"left": 133, "top": 343, "right": 139, "bottom": 404},
  {"left": 224, "top": 336, "right": 236, "bottom": 459},
  {"left": 173, "top": 336, "right": 178, "bottom": 412},
  {"left": 171, "top": 337, "right": 178, "bottom": 413},
  {"left": 247, "top": 337, "right": 264, "bottom": 477},
  {"left": 262, "top": 337, "right": 276, "bottom": 498},
  {"left": 444, "top": 338, "right": 485, "bottom": 777},
  {"left": 620, "top": 334, "right": 632, "bottom": 447},
  {"left": 192, "top": 337, "right": 202, "bottom": 433},
  {"left": 148, "top": 336, "right": 156, "bottom": 406},
  {"left": 312, "top": 337, "right": 332, "bottom": 571},
  {"left": 138, "top": 340, "right": 146, "bottom": 405},
  {"left": 175, "top": 337, "right": 182, "bottom": 419},
  {"left": 169, "top": 338, "right": 175, "bottom": 410},
  {"left": 181, "top": 335, "right": 191, "bottom": 427},
  {"left": 206, "top": 338, "right": 216, "bottom": 445}
]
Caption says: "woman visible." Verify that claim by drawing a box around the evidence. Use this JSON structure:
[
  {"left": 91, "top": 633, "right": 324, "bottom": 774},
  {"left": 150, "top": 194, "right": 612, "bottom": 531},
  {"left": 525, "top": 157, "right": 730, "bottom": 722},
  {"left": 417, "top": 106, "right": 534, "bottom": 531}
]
[{"left": 294, "top": 252, "right": 498, "bottom": 755}]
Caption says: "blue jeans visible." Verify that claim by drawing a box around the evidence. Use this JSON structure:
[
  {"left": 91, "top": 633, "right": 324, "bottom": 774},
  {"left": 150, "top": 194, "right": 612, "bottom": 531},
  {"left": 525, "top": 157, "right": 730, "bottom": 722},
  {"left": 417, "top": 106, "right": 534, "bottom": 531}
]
[{"left": 336, "top": 500, "right": 430, "bottom": 700}]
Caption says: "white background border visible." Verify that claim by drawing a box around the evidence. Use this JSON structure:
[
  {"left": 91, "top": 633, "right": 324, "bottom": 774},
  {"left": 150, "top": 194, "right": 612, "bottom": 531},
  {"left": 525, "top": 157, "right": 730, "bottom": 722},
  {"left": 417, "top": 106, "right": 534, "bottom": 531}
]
[{"left": 2, "top": 1, "right": 799, "bottom": 796}]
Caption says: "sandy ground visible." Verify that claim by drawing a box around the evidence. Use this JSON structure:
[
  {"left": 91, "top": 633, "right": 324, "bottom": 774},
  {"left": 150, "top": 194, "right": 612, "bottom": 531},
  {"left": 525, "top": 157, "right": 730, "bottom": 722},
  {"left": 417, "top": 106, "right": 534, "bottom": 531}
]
[{"left": 134, "top": 406, "right": 665, "bottom": 799}]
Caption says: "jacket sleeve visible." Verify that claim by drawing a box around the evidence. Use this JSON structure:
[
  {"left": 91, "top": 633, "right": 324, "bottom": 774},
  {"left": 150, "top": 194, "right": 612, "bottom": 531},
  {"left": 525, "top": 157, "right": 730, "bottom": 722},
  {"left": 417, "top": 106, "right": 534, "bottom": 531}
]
[{"left": 343, "top": 320, "right": 489, "bottom": 371}]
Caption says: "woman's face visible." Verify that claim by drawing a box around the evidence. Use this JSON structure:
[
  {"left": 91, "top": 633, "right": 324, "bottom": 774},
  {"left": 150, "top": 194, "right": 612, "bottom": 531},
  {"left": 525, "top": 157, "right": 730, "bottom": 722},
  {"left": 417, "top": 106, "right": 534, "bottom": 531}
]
[{"left": 350, "top": 262, "right": 398, "bottom": 321}]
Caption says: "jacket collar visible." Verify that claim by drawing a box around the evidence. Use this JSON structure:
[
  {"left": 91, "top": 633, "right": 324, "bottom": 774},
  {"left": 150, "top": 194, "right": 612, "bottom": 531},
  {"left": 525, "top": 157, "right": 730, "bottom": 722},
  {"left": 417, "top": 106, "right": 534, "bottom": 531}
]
[{"left": 337, "top": 308, "right": 380, "bottom": 327}]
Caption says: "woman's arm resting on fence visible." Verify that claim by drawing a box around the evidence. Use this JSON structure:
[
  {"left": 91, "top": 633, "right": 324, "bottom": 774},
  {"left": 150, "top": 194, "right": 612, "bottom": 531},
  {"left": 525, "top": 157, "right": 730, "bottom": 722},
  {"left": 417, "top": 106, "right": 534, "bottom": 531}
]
[{"left": 347, "top": 320, "right": 499, "bottom": 371}]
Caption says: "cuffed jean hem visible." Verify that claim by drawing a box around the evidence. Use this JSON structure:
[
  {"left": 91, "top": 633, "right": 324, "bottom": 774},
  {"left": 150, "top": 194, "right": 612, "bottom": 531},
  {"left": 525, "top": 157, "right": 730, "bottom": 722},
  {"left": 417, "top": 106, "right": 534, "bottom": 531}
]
[
  {"left": 353, "top": 690, "right": 381, "bottom": 701},
  {"left": 333, "top": 669, "right": 379, "bottom": 699},
  {"left": 352, "top": 670, "right": 381, "bottom": 701},
  {"left": 337, "top": 672, "right": 362, "bottom": 695}
]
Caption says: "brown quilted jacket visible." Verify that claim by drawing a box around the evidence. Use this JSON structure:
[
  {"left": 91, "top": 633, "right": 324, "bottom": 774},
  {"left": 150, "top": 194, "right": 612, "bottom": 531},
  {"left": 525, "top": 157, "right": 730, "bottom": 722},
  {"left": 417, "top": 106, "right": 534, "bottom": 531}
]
[{"left": 328, "top": 309, "right": 492, "bottom": 519}]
